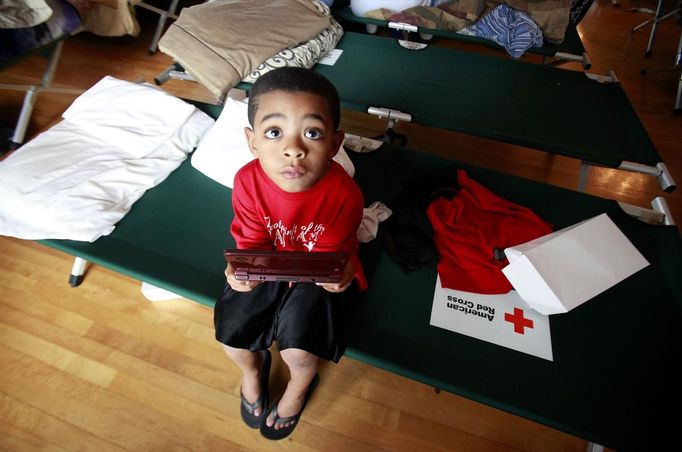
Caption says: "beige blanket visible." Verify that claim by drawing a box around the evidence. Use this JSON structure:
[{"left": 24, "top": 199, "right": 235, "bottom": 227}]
[
  {"left": 499, "top": 0, "right": 571, "bottom": 44},
  {"left": 81, "top": 0, "right": 140, "bottom": 37},
  {"left": 158, "top": 0, "right": 331, "bottom": 101}
]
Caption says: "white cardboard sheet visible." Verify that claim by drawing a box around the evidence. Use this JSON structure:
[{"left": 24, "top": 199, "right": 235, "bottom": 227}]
[
  {"left": 430, "top": 275, "right": 553, "bottom": 361},
  {"left": 502, "top": 213, "right": 649, "bottom": 315}
]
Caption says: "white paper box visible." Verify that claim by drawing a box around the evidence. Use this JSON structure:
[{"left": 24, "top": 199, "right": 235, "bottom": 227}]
[{"left": 501, "top": 213, "right": 649, "bottom": 315}]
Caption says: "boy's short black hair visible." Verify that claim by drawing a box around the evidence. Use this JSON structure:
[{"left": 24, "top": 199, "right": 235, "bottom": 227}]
[{"left": 247, "top": 67, "right": 341, "bottom": 130}]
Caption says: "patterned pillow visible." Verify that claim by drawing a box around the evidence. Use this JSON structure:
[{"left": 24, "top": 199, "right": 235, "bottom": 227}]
[{"left": 242, "top": 1, "right": 344, "bottom": 83}]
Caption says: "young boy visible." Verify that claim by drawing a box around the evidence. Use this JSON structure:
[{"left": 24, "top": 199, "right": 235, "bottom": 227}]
[{"left": 214, "top": 67, "right": 366, "bottom": 440}]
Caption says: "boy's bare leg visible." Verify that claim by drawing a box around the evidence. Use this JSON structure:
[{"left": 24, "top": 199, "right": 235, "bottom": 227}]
[
  {"left": 222, "top": 344, "right": 265, "bottom": 416},
  {"left": 268, "top": 348, "right": 319, "bottom": 430}
]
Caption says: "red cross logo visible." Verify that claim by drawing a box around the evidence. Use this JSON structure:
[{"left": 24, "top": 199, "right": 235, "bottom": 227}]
[{"left": 504, "top": 308, "right": 534, "bottom": 334}]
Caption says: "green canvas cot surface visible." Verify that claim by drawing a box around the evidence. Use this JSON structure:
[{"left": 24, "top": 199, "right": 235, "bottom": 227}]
[
  {"left": 331, "top": 4, "right": 587, "bottom": 60},
  {"left": 305, "top": 31, "right": 661, "bottom": 170},
  {"left": 40, "top": 103, "right": 682, "bottom": 450}
]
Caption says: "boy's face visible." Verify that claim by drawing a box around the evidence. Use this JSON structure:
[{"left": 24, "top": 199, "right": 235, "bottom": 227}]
[{"left": 244, "top": 90, "right": 344, "bottom": 193}]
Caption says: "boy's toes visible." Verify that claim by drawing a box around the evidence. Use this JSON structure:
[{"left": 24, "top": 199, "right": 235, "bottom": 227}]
[{"left": 275, "top": 419, "right": 295, "bottom": 430}]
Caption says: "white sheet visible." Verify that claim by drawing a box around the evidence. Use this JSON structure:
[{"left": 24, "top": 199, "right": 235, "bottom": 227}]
[
  {"left": 0, "top": 77, "right": 214, "bottom": 242},
  {"left": 62, "top": 76, "right": 197, "bottom": 158}
]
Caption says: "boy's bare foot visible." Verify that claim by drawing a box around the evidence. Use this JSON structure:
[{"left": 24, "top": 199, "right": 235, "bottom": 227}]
[
  {"left": 266, "top": 386, "right": 306, "bottom": 429},
  {"left": 260, "top": 374, "right": 320, "bottom": 440}
]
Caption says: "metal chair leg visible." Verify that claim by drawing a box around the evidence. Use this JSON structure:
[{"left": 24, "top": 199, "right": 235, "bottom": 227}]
[
  {"left": 630, "top": 0, "right": 681, "bottom": 57},
  {"left": 641, "top": 31, "right": 682, "bottom": 112}
]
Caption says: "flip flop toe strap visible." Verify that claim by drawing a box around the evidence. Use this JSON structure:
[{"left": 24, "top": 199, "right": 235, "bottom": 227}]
[
  {"left": 241, "top": 392, "right": 263, "bottom": 414},
  {"left": 270, "top": 405, "right": 298, "bottom": 427}
]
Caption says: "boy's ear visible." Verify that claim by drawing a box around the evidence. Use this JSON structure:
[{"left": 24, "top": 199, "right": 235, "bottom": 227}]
[
  {"left": 244, "top": 127, "right": 257, "bottom": 157},
  {"left": 331, "top": 130, "right": 345, "bottom": 158}
]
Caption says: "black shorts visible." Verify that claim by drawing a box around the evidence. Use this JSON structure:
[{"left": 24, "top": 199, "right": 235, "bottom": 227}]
[{"left": 213, "top": 282, "right": 349, "bottom": 362}]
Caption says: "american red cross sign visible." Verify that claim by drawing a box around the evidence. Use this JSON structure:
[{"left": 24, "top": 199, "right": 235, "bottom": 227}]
[
  {"left": 431, "top": 277, "right": 553, "bottom": 360},
  {"left": 505, "top": 308, "right": 534, "bottom": 334}
]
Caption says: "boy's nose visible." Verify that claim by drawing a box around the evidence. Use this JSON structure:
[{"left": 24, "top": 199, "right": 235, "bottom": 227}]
[
  {"left": 282, "top": 137, "right": 306, "bottom": 160},
  {"left": 284, "top": 149, "right": 305, "bottom": 159}
]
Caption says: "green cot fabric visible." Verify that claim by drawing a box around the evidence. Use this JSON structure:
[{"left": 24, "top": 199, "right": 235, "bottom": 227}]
[
  {"left": 40, "top": 105, "right": 681, "bottom": 450},
  {"left": 332, "top": 5, "right": 585, "bottom": 58},
  {"left": 41, "top": 159, "right": 233, "bottom": 306},
  {"left": 346, "top": 144, "right": 682, "bottom": 451},
  {"left": 312, "top": 32, "right": 660, "bottom": 168}
]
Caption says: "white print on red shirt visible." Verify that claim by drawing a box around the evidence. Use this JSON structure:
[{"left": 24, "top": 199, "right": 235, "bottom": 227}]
[{"left": 264, "top": 216, "right": 326, "bottom": 251}]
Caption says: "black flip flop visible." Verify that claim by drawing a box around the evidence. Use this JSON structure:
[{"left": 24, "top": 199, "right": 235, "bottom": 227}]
[
  {"left": 260, "top": 373, "right": 320, "bottom": 440},
  {"left": 240, "top": 349, "right": 271, "bottom": 428}
]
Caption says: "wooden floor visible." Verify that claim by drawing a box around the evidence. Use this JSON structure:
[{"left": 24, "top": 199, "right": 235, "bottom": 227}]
[{"left": 1, "top": 1, "right": 680, "bottom": 450}]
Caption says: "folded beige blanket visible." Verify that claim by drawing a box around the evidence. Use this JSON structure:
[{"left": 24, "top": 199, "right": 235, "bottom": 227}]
[
  {"left": 499, "top": 0, "right": 570, "bottom": 44},
  {"left": 81, "top": 0, "right": 140, "bottom": 37},
  {"left": 159, "top": 0, "right": 331, "bottom": 101}
]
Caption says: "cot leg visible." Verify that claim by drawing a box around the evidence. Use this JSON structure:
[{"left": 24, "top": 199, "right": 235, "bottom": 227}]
[
  {"left": 69, "top": 257, "right": 88, "bottom": 287},
  {"left": 373, "top": 126, "right": 407, "bottom": 147},
  {"left": 384, "top": 127, "right": 407, "bottom": 146},
  {"left": 154, "top": 63, "right": 196, "bottom": 85},
  {"left": 676, "top": 32, "right": 682, "bottom": 113},
  {"left": 578, "top": 163, "right": 590, "bottom": 192},
  {"left": 675, "top": 74, "right": 682, "bottom": 114},
  {"left": 367, "top": 109, "right": 411, "bottom": 147},
  {"left": 9, "top": 40, "right": 64, "bottom": 148},
  {"left": 154, "top": 64, "right": 175, "bottom": 85},
  {"left": 147, "top": 0, "right": 180, "bottom": 54},
  {"left": 11, "top": 87, "right": 38, "bottom": 149},
  {"left": 617, "top": 161, "right": 676, "bottom": 192},
  {"left": 585, "top": 442, "right": 604, "bottom": 452},
  {"left": 652, "top": 196, "right": 676, "bottom": 225}
]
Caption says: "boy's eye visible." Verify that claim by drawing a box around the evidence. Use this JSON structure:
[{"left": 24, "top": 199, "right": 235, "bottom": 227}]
[
  {"left": 264, "top": 128, "right": 281, "bottom": 139},
  {"left": 304, "top": 128, "right": 323, "bottom": 139}
]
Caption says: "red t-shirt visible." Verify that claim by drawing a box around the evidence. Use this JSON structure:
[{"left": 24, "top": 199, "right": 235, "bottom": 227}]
[
  {"left": 231, "top": 160, "right": 367, "bottom": 290},
  {"left": 427, "top": 170, "right": 553, "bottom": 294}
]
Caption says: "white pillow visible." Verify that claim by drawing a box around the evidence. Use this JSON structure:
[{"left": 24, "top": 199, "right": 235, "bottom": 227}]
[
  {"left": 350, "top": 0, "right": 428, "bottom": 16},
  {"left": 62, "top": 76, "right": 196, "bottom": 159},
  {"left": 192, "top": 97, "right": 355, "bottom": 189}
]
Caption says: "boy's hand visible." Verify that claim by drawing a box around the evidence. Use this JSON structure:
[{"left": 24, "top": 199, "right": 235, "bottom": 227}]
[
  {"left": 318, "top": 259, "right": 354, "bottom": 293},
  {"left": 225, "top": 262, "right": 261, "bottom": 292}
]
